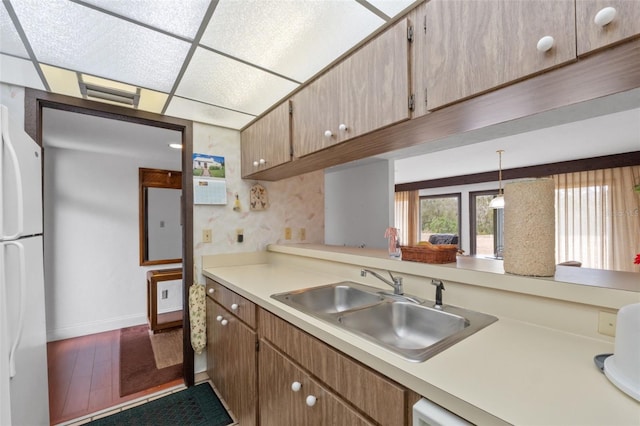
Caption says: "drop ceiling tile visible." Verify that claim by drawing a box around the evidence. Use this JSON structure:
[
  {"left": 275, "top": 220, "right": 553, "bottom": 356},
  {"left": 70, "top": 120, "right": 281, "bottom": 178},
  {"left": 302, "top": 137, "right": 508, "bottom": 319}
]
[
  {"left": 176, "top": 47, "right": 298, "bottom": 116},
  {"left": 1, "top": 3, "right": 29, "bottom": 58},
  {"left": 200, "top": 0, "right": 385, "bottom": 82},
  {"left": 165, "top": 96, "right": 256, "bottom": 130},
  {"left": 11, "top": 0, "right": 190, "bottom": 92},
  {"left": 366, "top": 0, "right": 420, "bottom": 18},
  {"left": 79, "top": 0, "right": 210, "bottom": 39},
  {"left": 0, "top": 53, "right": 45, "bottom": 90}
]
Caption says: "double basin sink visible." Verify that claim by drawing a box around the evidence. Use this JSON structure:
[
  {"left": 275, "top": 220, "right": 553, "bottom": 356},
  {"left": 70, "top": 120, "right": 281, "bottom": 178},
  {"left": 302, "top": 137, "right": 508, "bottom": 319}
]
[{"left": 272, "top": 281, "right": 497, "bottom": 362}]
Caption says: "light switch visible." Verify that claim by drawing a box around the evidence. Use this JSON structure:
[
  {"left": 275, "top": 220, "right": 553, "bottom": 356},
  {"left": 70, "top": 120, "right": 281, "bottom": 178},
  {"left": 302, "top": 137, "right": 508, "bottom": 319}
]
[
  {"left": 284, "top": 227, "right": 292, "bottom": 240},
  {"left": 203, "top": 229, "right": 212, "bottom": 243}
]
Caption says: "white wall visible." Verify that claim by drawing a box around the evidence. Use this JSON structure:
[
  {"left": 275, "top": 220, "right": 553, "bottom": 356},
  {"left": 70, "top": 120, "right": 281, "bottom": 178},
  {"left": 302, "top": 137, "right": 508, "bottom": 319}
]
[
  {"left": 324, "top": 159, "right": 394, "bottom": 249},
  {"left": 43, "top": 142, "right": 181, "bottom": 341}
]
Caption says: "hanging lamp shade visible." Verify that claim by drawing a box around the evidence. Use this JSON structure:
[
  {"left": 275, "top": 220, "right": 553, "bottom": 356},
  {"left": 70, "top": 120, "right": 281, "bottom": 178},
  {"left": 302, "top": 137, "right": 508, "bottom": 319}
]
[{"left": 490, "top": 149, "right": 505, "bottom": 209}]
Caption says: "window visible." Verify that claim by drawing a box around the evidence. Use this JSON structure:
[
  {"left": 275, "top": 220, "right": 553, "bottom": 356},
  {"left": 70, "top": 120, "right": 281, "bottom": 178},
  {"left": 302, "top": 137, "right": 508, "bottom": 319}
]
[
  {"left": 419, "top": 194, "right": 460, "bottom": 244},
  {"left": 470, "top": 191, "right": 503, "bottom": 258}
]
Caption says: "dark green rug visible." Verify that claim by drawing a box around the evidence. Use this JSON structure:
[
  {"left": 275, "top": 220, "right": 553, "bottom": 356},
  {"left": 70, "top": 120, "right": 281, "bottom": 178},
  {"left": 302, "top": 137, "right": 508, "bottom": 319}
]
[{"left": 88, "top": 383, "right": 233, "bottom": 426}]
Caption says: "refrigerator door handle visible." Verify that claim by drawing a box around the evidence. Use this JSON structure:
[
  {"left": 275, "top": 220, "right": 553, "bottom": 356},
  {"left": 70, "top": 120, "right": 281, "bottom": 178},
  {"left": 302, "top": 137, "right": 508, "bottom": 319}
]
[
  {"left": 1, "top": 110, "right": 25, "bottom": 240},
  {"left": 5, "top": 240, "right": 27, "bottom": 378}
]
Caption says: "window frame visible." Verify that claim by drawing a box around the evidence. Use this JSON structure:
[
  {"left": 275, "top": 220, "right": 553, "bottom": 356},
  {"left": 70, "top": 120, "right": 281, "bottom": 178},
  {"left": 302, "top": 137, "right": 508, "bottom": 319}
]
[
  {"left": 418, "top": 192, "right": 462, "bottom": 246},
  {"left": 469, "top": 190, "right": 502, "bottom": 256}
]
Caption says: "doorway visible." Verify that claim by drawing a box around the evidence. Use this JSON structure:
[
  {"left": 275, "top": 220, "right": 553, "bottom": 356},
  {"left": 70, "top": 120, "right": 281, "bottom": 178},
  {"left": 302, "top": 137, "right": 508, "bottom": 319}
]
[{"left": 24, "top": 89, "right": 194, "bottom": 421}]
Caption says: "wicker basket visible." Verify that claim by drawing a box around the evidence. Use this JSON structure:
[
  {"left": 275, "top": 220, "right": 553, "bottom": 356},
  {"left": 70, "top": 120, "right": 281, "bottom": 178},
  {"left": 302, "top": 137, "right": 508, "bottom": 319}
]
[{"left": 400, "top": 244, "right": 459, "bottom": 264}]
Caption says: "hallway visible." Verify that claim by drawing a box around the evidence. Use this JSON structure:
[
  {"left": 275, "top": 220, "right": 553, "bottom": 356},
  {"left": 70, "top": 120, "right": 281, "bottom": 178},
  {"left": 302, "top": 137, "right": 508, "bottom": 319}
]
[{"left": 47, "top": 329, "right": 182, "bottom": 425}]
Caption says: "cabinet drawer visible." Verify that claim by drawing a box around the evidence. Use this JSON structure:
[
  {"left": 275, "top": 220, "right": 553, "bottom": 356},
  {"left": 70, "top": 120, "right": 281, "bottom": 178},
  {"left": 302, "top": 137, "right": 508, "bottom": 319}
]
[
  {"left": 259, "top": 339, "right": 373, "bottom": 426},
  {"left": 205, "top": 278, "right": 257, "bottom": 329},
  {"left": 259, "top": 309, "right": 407, "bottom": 426}
]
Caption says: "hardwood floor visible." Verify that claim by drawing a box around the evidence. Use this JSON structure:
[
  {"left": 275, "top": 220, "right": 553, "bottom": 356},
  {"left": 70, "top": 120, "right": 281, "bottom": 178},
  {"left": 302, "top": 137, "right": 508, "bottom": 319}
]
[{"left": 47, "top": 328, "right": 183, "bottom": 425}]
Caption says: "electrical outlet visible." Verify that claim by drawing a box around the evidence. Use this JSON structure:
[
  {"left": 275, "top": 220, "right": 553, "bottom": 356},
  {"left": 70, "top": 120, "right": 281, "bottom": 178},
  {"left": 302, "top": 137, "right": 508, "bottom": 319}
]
[
  {"left": 202, "top": 228, "right": 212, "bottom": 243},
  {"left": 598, "top": 311, "right": 617, "bottom": 337},
  {"left": 284, "top": 227, "right": 292, "bottom": 240},
  {"left": 299, "top": 228, "right": 306, "bottom": 241}
]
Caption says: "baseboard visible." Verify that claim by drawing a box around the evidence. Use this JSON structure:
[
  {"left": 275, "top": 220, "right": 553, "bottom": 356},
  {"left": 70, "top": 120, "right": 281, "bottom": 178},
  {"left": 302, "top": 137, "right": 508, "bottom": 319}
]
[{"left": 47, "top": 314, "right": 147, "bottom": 341}]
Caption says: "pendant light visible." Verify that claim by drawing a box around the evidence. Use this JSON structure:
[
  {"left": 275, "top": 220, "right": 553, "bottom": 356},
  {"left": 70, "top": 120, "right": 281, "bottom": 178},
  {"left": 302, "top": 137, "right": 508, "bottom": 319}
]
[{"left": 489, "top": 149, "right": 505, "bottom": 209}]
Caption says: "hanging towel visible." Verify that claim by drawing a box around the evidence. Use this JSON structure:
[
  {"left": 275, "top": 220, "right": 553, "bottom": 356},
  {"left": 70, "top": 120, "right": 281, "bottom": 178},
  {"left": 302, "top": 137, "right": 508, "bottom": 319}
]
[{"left": 189, "top": 284, "right": 206, "bottom": 354}]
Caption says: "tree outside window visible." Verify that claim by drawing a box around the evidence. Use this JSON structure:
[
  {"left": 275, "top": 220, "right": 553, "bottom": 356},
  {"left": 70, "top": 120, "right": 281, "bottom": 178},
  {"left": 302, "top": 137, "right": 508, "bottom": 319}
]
[{"left": 419, "top": 194, "right": 460, "bottom": 243}]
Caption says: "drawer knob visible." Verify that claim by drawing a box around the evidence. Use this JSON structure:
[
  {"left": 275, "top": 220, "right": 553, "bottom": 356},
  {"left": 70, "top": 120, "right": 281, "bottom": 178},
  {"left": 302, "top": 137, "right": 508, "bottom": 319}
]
[
  {"left": 305, "top": 395, "right": 317, "bottom": 407},
  {"left": 208, "top": 288, "right": 214, "bottom": 294},
  {"left": 594, "top": 7, "right": 617, "bottom": 27},
  {"left": 231, "top": 303, "right": 239, "bottom": 311},
  {"left": 291, "top": 381, "right": 302, "bottom": 392},
  {"left": 221, "top": 319, "right": 228, "bottom": 326},
  {"left": 536, "top": 36, "right": 554, "bottom": 52},
  {"left": 324, "top": 130, "right": 333, "bottom": 138}
]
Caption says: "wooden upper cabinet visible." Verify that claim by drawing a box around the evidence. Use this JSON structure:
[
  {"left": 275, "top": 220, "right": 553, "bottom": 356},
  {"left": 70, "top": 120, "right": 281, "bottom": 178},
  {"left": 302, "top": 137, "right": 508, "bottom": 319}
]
[
  {"left": 241, "top": 101, "right": 291, "bottom": 178},
  {"left": 576, "top": 0, "right": 640, "bottom": 55},
  {"left": 422, "top": 0, "right": 577, "bottom": 111},
  {"left": 292, "top": 18, "right": 410, "bottom": 158}
]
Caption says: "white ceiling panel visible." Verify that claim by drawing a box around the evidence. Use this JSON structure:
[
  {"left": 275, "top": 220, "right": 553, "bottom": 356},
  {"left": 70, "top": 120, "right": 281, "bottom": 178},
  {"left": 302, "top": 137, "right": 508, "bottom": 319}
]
[
  {"left": 200, "top": 0, "right": 384, "bottom": 82},
  {"left": 0, "top": 3, "right": 29, "bottom": 58},
  {"left": 10, "top": 0, "right": 191, "bottom": 92},
  {"left": 366, "top": 0, "right": 420, "bottom": 18},
  {"left": 0, "top": 53, "right": 45, "bottom": 89},
  {"left": 165, "top": 96, "right": 256, "bottom": 129},
  {"left": 79, "top": 0, "right": 211, "bottom": 40},
  {"left": 177, "top": 47, "right": 299, "bottom": 116}
]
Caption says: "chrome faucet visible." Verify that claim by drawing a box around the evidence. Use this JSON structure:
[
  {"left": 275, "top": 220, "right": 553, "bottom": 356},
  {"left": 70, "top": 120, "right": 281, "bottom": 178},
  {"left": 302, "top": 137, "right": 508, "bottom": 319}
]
[{"left": 360, "top": 269, "right": 403, "bottom": 295}]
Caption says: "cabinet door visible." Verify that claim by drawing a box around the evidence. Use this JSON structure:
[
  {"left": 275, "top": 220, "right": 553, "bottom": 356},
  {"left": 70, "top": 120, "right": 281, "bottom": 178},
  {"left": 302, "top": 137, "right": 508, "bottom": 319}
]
[
  {"left": 423, "top": 0, "right": 576, "bottom": 110},
  {"left": 241, "top": 101, "right": 291, "bottom": 178},
  {"left": 258, "top": 340, "right": 372, "bottom": 426},
  {"left": 337, "top": 17, "right": 410, "bottom": 142},
  {"left": 291, "top": 70, "right": 340, "bottom": 158},
  {"left": 208, "top": 300, "right": 258, "bottom": 425},
  {"left": 577, "top": 0, "right": 640, "bottom": 55}
]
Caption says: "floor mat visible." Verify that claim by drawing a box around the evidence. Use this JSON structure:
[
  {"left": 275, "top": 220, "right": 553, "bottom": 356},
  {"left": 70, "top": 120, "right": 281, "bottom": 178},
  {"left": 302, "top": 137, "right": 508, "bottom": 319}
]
[{"left": 88, "top": 383, "right": 233, "bottom": 426}]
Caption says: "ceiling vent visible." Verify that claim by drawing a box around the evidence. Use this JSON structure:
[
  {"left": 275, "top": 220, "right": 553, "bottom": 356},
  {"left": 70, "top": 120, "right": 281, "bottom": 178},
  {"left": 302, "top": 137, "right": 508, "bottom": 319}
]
[{"left": 79, "top": 80, "right": 140, "bottom": 108}]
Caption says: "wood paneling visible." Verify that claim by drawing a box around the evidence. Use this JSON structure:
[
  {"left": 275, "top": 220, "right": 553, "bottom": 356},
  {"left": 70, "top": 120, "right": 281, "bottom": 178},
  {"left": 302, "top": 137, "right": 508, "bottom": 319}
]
[
  {"left": 424, "top": 0, "right": 576, "bottom": 110},
  {"left": 241, "top": 101, "right": 291, "bottom": 177},
  {"left": 259, "top": 309, "right": 407, "bottom": 426},
  {"left": 577, "top": 0, "right": 640, "bottom": 55},
  {"left": 410, "top": 1, "right": 429, "bottom": 118},
  {"left": 248, "top": 39, "right": 640, "bottom": 181},
  {"left": 258, "top": 340, "right": 373, "bottom": 426}
]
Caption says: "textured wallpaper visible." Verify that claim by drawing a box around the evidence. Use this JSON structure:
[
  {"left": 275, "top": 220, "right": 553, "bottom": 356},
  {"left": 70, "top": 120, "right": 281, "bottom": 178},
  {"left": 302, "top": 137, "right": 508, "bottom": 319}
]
[{"left": 192, "top": 122, "right": 325, "bottom": 280}]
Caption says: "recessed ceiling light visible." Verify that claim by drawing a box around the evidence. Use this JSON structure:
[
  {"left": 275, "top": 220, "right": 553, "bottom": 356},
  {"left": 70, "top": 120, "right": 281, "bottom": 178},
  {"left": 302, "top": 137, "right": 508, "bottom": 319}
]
[{"left": 169, "top": 143, "right": 183, "bottom": 149}]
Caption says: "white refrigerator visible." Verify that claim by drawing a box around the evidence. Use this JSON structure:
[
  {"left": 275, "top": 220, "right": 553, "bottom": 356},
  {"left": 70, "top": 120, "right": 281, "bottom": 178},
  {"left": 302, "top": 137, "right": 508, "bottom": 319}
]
[{"left": 0, "top": 104, "right": 50, "bottom": 425}]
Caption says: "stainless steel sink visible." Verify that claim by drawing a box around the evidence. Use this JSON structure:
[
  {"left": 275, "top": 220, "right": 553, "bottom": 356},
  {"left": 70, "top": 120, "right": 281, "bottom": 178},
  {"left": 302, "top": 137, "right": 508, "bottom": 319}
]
[
  {"left": 271, "top": 282, "right": 497, "bottom": 362},
  {"left": 272, "top": 282, "right": 385, "bottom": 314}
]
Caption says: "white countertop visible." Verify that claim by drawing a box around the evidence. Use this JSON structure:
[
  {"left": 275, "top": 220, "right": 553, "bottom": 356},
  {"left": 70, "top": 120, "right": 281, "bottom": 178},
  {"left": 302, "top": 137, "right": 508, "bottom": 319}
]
[{"left": 202, "top": 247, "right": 640, "bottom": 425}]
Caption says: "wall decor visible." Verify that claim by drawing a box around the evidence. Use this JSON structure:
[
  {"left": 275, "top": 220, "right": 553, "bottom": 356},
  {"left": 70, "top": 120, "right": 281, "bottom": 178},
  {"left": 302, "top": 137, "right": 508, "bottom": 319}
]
[{"left": 250, "top": 183, "right": 269, "bottom": 211}]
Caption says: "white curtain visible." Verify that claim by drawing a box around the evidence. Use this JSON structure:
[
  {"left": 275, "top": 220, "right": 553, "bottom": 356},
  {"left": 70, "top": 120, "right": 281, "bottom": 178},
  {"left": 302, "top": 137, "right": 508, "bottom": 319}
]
[{"left": 553, "top": 166, "right": 640, "bottom": 272}]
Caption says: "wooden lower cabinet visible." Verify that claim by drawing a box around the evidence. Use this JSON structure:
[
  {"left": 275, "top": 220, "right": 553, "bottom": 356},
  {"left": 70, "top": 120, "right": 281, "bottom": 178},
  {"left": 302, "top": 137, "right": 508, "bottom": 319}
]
[
  {"left": 206, "top": 296, "right": 257, "bottom": 425},
  {"left": 259, "top": 339, "right": 373, "bottom": 426}
]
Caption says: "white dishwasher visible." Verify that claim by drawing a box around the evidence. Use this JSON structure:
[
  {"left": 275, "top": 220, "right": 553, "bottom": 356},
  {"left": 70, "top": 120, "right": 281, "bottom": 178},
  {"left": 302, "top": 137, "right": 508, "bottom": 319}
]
[{"left": 413, "top": 398, "right": 473, "bottom": 426}]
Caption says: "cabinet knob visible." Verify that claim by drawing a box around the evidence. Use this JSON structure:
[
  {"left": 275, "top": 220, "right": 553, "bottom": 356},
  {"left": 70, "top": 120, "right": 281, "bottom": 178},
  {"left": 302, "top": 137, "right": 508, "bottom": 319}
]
[
  {"left": 230, "top": 303, "right": 239, "bottom": 311},
  {"left": 216, "top": 315, "right": 223, "bottom": 322},
  {"left": 536, "top": 36, "right": 555, "bottom": 52},
  {"left": 291, "top": 381, "right": 302, "bottom": 392},
  {"left": 253, "top": 160, "right": 259, "bottom": 167},
  {"left": 324, "top": 130, "right": 333, "bottom": 138},
  {"left": 259, "top": 158, "right": 266, "bottom": 165},
  {"left": 221, "top": 319, "right": 228, "bottom": 326},
  {"left": 594, "top": 7, "right": 617, "bottom": 27},
  {"left": 338, "top": 123, "right": 348, "bottom": 132},
  {"left": 305, "top": 395, "right": 317, "bottom": 407},
  {"left": 208, "top": 288, "right": 214, "bottom": 294}
]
